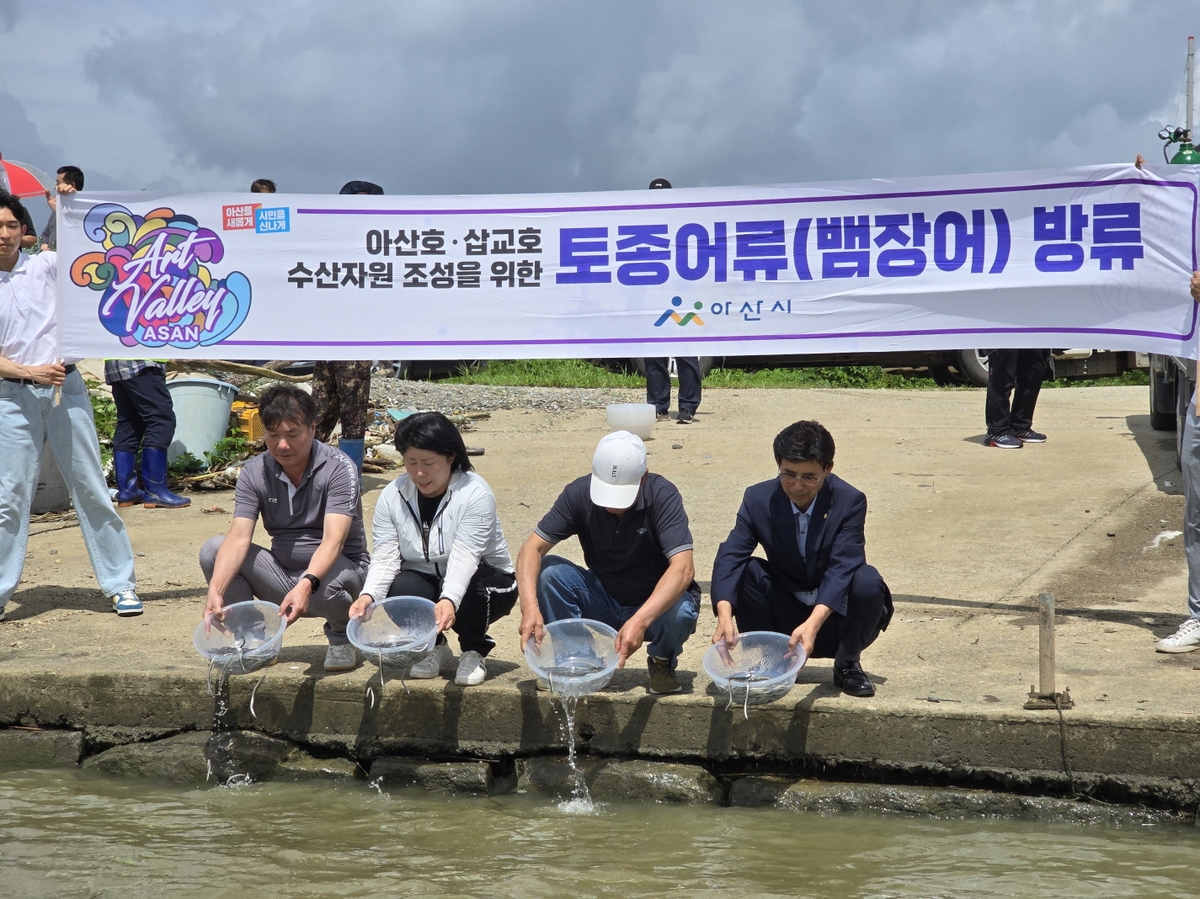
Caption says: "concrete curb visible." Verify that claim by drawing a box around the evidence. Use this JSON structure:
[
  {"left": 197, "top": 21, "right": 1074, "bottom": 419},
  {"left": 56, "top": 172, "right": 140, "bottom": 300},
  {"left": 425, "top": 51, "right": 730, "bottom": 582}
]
[{"left": 3, "top": 670, "right": 1199, "bottom": 811}]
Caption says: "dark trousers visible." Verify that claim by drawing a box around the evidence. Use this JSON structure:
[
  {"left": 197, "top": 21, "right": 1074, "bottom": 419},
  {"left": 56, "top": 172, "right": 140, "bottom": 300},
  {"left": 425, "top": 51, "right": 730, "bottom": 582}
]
[
  {"left": 985, "top": 349, "right": 1050, "bottom": 436},
  {"left": 312, "top": 360, "right": 372, "bottom": 441},
  {"left": 645, "top": 357, "right": 702, "bottom": 416},
  {"left": 111, "top": 368, "right": 177, "bottom": 453},
  {"left": 388, "top": 563, "right": 517, "bottom": 656},
  {"left": 733, "top": 557, "right": 891, "bottom": 662}
]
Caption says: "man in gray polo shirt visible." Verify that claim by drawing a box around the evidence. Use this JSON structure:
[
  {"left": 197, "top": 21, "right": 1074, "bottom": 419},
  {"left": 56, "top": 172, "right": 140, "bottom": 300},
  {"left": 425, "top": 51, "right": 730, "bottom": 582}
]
[{"left": 200, "top": 384, "right": 369, "bottom": 671}]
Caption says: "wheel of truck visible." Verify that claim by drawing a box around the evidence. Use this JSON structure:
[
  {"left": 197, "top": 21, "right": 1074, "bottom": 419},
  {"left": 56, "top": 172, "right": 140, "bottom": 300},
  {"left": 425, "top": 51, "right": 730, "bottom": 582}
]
[
  {"left": 631, "top": 357, "right": 715, "bottom": 378},
  {"left": 954, "top": 350, "right": 991, "bottom": 388},
  {"left": 1176, "top": 373, "right": 1191, "bottom": 464},
  {"left": 1149, "top": 366, "right": 1177, "bottom": 432}
]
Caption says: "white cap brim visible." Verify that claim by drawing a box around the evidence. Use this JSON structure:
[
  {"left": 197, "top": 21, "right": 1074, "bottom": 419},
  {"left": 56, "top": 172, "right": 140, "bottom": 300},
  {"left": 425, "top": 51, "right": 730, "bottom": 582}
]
[{"left": 590, "top": 474, "right": 640, "bottom": 509}]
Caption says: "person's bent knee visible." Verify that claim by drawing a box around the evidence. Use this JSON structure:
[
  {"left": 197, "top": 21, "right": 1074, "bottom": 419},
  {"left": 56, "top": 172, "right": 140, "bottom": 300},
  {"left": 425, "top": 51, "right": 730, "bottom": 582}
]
[
  {"left": 850, "top": 564, "right": 885, "bottom": 599},
  {"left": 537, "top": 555, "right": 583, "bottom": 588},
  {"left": 199, "top": 534, "right": 225, "bottom": 578}
]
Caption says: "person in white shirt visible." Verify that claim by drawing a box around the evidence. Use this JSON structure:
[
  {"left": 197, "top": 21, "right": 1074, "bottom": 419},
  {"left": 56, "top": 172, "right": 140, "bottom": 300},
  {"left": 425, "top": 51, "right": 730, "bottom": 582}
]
[
  {"left": 350, "top": 412, "right": 516, "bottom": 686},
  {"left": 0, "top": 190, "right": 142, "bottom": 619}
]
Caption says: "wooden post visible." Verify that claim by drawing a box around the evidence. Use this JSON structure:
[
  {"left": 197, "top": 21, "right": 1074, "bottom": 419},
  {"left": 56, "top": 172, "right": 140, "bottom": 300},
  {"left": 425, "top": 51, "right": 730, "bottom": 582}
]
[{"left": 1038, "top": 593, "right": 1055, "bottom": 697}]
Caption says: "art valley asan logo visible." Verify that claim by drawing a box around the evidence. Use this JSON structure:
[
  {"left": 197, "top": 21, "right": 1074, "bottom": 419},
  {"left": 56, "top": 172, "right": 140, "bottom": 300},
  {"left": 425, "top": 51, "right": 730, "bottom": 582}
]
[
  {"left": 653, "top": 295, "right": 705, "bottom": 327},
  {"left": 70, "top": 204, "right": 252, "bottom": 349}
]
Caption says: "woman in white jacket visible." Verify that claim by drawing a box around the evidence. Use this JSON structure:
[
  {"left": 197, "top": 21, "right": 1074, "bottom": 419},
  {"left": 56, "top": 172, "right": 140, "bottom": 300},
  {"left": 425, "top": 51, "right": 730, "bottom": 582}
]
[{"left": 350, "top": 412, "right": 516, "bottom": 685}]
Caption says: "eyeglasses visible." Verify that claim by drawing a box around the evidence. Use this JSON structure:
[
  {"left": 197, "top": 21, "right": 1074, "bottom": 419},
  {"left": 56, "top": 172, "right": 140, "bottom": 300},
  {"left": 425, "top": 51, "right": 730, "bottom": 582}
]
[{"left": 778, "top": 469, "right": 823, "bottom": 484}]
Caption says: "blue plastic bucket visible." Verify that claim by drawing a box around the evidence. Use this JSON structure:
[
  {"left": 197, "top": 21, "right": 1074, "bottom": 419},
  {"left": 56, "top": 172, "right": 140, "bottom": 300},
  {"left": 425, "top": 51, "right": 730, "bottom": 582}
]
[{"left": 166, "top": 377, "right": 238, "bottom": 464}]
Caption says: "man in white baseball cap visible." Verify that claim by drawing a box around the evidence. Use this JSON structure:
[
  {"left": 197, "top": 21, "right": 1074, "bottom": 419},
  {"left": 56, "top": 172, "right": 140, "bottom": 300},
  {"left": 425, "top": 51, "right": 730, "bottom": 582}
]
[{"left": 516, "top": 430, "right": 701, "bottom": 694}]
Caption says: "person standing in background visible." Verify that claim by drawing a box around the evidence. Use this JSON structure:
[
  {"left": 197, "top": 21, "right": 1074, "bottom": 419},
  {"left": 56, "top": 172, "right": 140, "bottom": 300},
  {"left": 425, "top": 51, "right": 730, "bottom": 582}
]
[
  {"left": 0, "top": 190, "right": 143, "bottom": 618},
  {"left": 643, "top": 178, "right": 703, "bottom": 424},
  {"left": 105, "top": 359, "right": 189, "bottom": 508},
  {"left": 250, "top": 179, "right": 276, "bottom": 193},
  {"left": 310, "top": 180, "right": 384, "bottom": 479},
  {"left": 983, "top": 349, "right": 1052, "bottom": 450},
  {"left": 38, "top": 165, "right": 84, "bottom": 253}
]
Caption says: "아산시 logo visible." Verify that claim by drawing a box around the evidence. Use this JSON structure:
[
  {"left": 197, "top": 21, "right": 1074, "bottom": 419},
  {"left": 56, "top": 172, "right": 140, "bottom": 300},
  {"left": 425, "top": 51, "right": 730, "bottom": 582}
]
[
  {"left": 70, "top": 204, "right": 252, "bottom": 349},
  {"left": 654, "top": 296, "right": 705, "bottom": 327}
]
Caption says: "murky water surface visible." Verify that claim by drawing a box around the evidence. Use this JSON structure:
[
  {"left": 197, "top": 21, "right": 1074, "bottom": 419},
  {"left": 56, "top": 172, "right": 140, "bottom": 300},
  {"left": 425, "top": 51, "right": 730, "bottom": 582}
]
[{"left": 0, "top": 768, "right": 1196, "bottom": 898}]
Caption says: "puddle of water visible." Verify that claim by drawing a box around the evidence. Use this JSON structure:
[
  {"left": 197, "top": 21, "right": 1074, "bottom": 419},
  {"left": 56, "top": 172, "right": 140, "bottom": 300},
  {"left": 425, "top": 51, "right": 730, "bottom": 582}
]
[{"left": 0, "top": 767, "right": 1197, "bottom": 898}]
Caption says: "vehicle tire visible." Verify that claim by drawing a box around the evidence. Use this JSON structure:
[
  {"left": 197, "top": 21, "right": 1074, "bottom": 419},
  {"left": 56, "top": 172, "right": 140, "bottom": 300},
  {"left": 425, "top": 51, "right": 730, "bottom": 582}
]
[
  {"left": 954, "top": 350, "right": 991, "bottom": 388},
  {"left": 1176, "top": 373, "right": 1192, "bottom": 464},
  {"left": 928, "top": 365, "right": 966, "bottom": 387},
  {"left": 1149, "top": 364, "right": 1177, "bottom": 432},
  {"left": 391, "top": 361, "right": 411, "bottom": 380}
]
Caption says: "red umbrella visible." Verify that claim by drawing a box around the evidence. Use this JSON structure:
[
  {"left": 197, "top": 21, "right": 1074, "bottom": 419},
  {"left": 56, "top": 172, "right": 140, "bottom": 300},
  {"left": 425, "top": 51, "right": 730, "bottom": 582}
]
[{"left": 0, "top": 154, "right": 52, "bottom": 198}]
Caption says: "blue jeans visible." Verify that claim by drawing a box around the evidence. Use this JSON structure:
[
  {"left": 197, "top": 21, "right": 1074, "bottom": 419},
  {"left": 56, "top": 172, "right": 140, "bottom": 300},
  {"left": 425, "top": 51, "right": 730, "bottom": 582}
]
[
  {"left": 0, "top": 370, "right": 137, "bottom": 606},
  {"left": 537, "top": 555, "right": 699, "bottom": 664}
]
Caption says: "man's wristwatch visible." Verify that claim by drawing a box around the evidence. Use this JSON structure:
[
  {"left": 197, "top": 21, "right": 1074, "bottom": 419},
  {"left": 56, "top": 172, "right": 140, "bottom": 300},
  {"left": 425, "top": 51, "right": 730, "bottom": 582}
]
[{"left": 300, "top": 573, "right": 320, "bottom": 592}]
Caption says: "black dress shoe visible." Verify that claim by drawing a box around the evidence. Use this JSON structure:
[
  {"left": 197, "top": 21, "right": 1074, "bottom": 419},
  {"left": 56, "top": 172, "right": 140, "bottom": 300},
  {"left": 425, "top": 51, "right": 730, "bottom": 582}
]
[{"left": 833, "top": 661, "right": 876, "bottom": 697}]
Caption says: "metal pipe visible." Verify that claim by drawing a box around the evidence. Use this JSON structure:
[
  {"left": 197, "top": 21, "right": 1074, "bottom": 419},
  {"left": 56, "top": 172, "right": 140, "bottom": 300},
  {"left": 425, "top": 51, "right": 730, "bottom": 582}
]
[
  {"left": 1038, "top": 593, "right": 1055, "bottom": 697},
  {"left": 1188, "top": 36, "right": 1195, "bottom": 139}
]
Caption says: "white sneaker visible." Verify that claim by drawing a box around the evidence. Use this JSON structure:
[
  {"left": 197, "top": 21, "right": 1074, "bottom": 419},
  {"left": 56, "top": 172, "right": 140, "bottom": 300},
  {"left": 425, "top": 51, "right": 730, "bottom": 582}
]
[
  {"left": 455, "top": 650, "right": 487, "bottom": 686},
  {"left": 1155, "top": 618, "right": 1200, "bottom": 653},
  {"left": 324, "top": 643, "right": 359, "bottom": 671},
  {"left": 110, "top": 590, "right": 143, "bottom": 617},
  {"left": 408, "top": 641, "right": 453, "bottom": 678}
]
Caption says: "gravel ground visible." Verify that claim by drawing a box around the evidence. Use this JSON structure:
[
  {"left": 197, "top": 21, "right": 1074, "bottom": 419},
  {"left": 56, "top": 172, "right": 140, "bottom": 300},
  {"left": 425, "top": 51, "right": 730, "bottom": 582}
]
[{"left": 369, "top": 375, "right": 643, "bottom": 417}]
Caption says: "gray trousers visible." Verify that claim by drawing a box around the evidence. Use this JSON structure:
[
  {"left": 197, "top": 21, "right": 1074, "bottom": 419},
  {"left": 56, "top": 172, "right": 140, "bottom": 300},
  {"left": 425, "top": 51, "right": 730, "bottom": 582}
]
[
  {"left": 199, "top": 535, "right": 365, "bottom": 645},
  {"left": 1184, "top": 394, "right": 1200, "bottom": 619}
]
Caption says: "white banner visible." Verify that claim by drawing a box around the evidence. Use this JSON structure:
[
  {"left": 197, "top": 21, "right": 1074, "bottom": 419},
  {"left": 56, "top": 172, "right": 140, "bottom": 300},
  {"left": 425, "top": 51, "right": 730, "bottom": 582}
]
[{"left": 56, "top": 164, "right": 1200, "bottom": 361}]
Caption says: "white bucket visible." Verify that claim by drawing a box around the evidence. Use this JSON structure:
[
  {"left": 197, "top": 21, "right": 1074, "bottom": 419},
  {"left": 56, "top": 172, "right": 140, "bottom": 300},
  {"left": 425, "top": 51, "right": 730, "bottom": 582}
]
[
  {"left": 605, "top": 403, "right": 656, "bottom": 440},
  {"left": 166, "top": 377, "right": 238, "bottom": 464}
]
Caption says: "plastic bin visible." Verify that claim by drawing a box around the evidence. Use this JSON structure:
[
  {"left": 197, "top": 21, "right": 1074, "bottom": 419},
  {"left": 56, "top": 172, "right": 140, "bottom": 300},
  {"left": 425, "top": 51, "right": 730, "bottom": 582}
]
[{"left": 166, "top": 377, "right": 238, "bottom": 464}]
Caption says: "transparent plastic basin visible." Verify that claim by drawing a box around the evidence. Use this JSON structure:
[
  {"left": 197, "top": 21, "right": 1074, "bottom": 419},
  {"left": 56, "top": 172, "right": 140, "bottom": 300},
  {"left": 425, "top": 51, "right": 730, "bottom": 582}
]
[
  {"left": 525, "top": 618, "right": 619, "bottom": 698},
  {"left": 193, "top": 600, "right": 287, "bottom": 675},
  {"left": 605, "top": 403, "right": 656, "bottom": 440},
  {"left": 703, "top": 631, "right": 806, "bottom": 706},
  {"left": 347, "top": 595, "right": 438, "bottom": 669}
]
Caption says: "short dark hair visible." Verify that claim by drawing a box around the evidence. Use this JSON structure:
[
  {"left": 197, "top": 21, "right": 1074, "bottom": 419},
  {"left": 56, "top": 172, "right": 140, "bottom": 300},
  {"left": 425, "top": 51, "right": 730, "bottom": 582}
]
[
  {"left": 258, "top": 384, "right": 317, "bottom": 430},
  {"left": 339, "top": 180, "right": 384, "bottom": 195},
  {"left": 0, "top": 191, "right": 30, "bottom": 232},
  {"left": 394, "top": 411, "right": 473, "bottom": 473},
  {"left": 250, "top": 178, "right": 276, "bottom": 193},
  {"left": 57, "top": 166, "right": 84, "bottom": 190},
  {"left": 773, "top": 420, "right": 835, "bottom": 469},
  {"left": 648, "top": 177, "right": 672, "bottom": 189}
]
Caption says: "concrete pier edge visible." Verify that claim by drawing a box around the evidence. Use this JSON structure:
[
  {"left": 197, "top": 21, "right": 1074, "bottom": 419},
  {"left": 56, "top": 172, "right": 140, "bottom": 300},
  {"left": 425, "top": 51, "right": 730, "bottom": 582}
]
[{"left": 2, "top": 669, "right": 1198, "bottom": 817}]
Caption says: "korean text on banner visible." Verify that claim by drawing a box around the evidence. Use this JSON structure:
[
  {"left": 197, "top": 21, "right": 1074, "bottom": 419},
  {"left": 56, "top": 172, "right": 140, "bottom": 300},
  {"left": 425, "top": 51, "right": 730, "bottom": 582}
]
[{"left": 55, "top": 164, "right": 1200, "bottom": 361}]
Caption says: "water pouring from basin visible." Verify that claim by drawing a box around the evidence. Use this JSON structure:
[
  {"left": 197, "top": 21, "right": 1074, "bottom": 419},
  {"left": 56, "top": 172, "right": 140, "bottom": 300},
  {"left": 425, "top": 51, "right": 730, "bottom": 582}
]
[
  {"left": 193, "top": 599, "right": 288, "bottom": 782},
  {"left": 525, "top": 619, "right": 620, "bottom": 808},
  {"left": 194, "top": 599, "right": 287, "bottom": 679}
]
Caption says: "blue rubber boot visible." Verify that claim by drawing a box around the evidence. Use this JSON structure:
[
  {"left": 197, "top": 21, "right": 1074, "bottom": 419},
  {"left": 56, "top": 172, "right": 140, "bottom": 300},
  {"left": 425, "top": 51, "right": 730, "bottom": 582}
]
[
  {"left": 114, "top": 450, "right": 145, "bottom": 507},
  {"left": 140, "top": 446, "right": 191, "bottom": 508},
  {"left": 339, "top": 438, "right": 365, "bottom": 486}
]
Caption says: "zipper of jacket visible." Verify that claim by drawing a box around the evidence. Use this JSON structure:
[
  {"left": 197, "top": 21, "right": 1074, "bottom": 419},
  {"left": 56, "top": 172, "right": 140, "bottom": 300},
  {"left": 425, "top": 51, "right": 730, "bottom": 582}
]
[{"left": 402, "top": 488, "right": 452, "bottom": 563}]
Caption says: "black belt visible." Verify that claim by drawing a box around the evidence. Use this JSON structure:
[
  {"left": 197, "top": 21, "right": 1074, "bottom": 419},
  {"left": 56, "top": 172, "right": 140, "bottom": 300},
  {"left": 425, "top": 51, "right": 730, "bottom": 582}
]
[{"left": 3, "top": 363, "right": 77, "bottom": 385}]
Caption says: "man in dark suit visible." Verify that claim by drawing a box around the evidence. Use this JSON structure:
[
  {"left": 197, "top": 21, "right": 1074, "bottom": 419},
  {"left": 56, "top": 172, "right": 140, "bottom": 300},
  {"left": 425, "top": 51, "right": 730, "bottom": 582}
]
[{"left": 711, "top": 420, "right": 892, "bottom": 696}]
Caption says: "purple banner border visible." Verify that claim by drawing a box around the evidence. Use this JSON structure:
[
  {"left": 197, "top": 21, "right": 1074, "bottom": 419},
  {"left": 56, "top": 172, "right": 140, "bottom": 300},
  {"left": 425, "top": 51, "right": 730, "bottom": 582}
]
[{"left": 220, "top": 321, "right": 1197, "bottom": 349}]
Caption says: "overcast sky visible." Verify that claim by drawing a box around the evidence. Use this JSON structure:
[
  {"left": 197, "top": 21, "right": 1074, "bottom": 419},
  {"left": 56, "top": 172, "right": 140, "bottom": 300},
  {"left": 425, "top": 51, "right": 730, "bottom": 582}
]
[{"left": 2, "top": 0, "right": 1197, "bottom": 225}]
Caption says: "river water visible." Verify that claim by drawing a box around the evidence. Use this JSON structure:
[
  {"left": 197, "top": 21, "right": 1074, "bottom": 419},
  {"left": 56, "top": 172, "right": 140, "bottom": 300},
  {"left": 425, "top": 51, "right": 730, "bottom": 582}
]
[{"left": 1, "top": 768, "right": 1196, "bottom": 898}]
